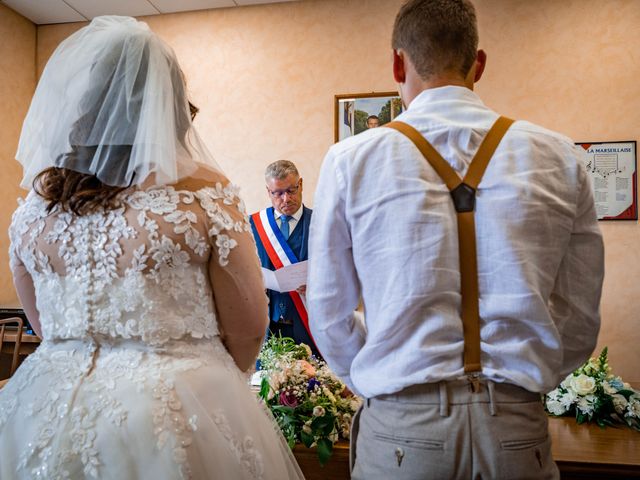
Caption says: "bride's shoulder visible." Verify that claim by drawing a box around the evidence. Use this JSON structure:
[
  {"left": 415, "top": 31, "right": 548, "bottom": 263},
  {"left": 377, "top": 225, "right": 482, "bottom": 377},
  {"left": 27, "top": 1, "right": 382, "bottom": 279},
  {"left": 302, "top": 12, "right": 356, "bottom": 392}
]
[
  {"left": 130, "top": 168, "right": 244, "bottom": 214},
  {"left": 12, "top": 189, "right": 47, "bottom": 216},
  {"left": 9, "top": 190, "right": 49, "bottom": 240},
  {"left": 172, "top": 167, "right": 231, "bottom": 192},
  {"left": 171, "top": 168, "right": 245, "bottom": 210}
]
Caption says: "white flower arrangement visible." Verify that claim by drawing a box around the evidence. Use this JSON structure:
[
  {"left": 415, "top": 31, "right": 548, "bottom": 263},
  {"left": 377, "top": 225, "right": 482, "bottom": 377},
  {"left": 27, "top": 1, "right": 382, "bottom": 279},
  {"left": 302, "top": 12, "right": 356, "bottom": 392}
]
[{"left": 545, "top": 347, "right": 640, "bottom": 430}]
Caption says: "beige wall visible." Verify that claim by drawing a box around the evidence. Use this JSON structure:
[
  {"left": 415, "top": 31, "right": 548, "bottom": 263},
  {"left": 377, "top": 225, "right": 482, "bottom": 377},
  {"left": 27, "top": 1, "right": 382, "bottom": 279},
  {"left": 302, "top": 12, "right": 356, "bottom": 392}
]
[
  {"left": 7, "top": 0, "right": 640, "bottom": 380},
  {"left": 475, "top": 0, "right": 640, "bottom": 383},
  {"left": 0, "top": 4, "right": 35, "bottom": 306}
]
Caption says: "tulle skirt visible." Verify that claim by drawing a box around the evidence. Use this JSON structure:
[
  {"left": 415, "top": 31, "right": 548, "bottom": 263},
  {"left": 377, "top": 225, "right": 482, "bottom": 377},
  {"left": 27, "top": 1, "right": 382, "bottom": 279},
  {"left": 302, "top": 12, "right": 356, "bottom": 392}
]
[{"left": 0, "top": 338, "right": 304, "bottom": 480}]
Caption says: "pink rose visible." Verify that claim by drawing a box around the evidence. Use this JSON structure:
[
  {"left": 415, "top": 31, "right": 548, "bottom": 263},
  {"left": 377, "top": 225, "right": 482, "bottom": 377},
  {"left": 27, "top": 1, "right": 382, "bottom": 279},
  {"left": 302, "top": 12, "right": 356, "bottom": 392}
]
[
  {"left": 279, "top": 390, "right": 299, "bottom": 408},
  {"left": 296, "top": 360, "right": 316, "bottom": 378}
]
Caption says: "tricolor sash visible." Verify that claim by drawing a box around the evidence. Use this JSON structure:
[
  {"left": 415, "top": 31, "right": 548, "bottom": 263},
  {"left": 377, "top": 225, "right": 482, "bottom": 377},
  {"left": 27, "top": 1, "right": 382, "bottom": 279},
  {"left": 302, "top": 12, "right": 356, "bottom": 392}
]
[{"left": 251, "top": 208, "right": 316, "bottom": 347}]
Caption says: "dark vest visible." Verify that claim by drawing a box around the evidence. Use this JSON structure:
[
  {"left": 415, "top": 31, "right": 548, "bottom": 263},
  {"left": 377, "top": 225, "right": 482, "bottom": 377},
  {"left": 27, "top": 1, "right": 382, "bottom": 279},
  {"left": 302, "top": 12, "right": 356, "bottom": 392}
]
[{"left": 250, "top": 206, "right": 319, "bottom": 357}]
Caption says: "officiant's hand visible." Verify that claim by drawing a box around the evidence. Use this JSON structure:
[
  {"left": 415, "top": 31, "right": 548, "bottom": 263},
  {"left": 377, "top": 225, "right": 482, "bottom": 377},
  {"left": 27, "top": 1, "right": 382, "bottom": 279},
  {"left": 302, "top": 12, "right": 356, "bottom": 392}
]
[{"left": 296, "top": 284, "right": 307, "bottom": 295}]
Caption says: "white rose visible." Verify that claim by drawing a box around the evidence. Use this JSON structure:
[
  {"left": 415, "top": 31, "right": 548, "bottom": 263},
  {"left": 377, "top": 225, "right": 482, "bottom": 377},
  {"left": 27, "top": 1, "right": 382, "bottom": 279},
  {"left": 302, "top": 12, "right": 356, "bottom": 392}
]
[
  {"left": 568, "top": 374, "right": 597, "bottom": 395},
  {"left": 612, "top": 394, "right": 628, "bottom": 415},
  {"left": 576, "top": 395, "right": 596, "bottom": 415},
  {"left": 313, "top": 406, "right": 326, "bottom": 417},
  {"left": 546, "top": 398, "right": 567, "bottom": 416},
  {"left": 559, "top": 389, "right": 578, "bottom": 409}
]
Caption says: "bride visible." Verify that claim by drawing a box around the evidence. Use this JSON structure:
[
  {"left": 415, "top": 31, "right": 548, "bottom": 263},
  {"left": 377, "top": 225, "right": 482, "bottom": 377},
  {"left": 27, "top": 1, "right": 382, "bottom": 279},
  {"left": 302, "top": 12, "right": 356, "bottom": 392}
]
[{"left": 0, "top": 16, "right": 304, "bottom": 480}]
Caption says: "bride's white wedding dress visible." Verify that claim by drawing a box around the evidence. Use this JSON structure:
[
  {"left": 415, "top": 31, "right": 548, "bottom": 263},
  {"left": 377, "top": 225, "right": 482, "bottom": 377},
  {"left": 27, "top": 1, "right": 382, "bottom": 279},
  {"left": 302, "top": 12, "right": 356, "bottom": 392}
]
[{"left": 0, "top": 181, "right": 304, "bottom": 479}]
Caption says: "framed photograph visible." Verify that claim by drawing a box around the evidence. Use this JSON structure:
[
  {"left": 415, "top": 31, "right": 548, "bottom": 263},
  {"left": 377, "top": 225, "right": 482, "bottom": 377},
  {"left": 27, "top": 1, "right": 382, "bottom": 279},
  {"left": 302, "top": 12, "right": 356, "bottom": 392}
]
[
  {"left": 577, "top": 141, "right": 637, "bottom": 220},
  {"left": 334, "top": 92, "right": 403, "bottom": 142}
]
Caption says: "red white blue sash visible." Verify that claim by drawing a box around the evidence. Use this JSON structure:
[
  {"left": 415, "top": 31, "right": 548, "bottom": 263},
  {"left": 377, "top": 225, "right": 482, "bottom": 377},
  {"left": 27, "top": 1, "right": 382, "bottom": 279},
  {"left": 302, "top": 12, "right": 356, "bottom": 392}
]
[{"left": 251, "top": 208, "right": 315, "bottom": 346}]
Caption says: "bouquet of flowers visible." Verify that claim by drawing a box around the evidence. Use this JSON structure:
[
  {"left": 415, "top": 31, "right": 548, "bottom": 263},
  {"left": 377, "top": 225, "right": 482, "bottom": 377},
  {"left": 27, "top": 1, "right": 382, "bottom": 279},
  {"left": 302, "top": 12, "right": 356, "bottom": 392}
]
[
  {"left": 257, "top": 335, "right": 361, "bottom": 465},
  {"left": 545, "top": 347, "right": 640, "bottom": 430}
]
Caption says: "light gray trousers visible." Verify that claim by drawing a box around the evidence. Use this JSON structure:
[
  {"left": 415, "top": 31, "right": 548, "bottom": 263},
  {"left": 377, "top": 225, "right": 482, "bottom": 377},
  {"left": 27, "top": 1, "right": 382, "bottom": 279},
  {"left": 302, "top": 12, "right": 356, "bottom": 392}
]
[{"left": 350, "top": 379, "right": 559, "bottom": 480}]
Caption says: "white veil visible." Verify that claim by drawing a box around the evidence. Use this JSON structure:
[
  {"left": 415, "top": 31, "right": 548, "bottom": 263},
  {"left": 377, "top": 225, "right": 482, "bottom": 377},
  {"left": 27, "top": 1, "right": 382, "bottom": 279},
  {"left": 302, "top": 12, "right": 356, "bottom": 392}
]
[{"left": 16, "top": 16, "right": 219, "bottom": 189}]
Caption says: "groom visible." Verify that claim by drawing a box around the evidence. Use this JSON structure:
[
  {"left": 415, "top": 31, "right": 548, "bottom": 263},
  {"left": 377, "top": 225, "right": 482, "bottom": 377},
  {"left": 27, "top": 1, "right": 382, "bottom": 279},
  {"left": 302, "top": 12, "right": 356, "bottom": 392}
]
[
  {"left": 250, "top": 160, "right": 320, "bottom": 358},
  {"left": 308, "top": 0, "right": 603, "bottom": 478}
]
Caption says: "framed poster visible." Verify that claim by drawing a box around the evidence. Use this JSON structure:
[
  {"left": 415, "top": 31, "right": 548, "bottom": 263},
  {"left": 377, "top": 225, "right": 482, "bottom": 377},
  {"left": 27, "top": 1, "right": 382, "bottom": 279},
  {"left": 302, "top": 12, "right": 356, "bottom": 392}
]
[
  {"left": 577, "top": 141, "right": 637, "bottom": 220},
  {"left": 334, "top": 92, "right": 403, "bottom": 142}
]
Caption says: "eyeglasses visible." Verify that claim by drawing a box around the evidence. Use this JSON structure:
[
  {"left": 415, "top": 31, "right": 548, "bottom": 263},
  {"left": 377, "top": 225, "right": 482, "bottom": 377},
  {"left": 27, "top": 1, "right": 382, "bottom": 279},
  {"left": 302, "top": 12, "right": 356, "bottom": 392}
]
[{"left": 268, "top": 180, "right": 301, "bottom": 199}]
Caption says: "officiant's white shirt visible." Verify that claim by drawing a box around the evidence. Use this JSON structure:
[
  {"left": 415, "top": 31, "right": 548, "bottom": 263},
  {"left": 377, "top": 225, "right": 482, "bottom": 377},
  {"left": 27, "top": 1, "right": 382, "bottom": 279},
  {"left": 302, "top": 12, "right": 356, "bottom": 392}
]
[{"left": 308, "top": 86, "right": 604, "bottom": 398}]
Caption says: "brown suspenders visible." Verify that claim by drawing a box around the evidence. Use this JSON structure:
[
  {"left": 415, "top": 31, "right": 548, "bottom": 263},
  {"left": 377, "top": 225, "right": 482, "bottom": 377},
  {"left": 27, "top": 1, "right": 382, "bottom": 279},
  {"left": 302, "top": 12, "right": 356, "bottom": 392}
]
[{"left": 385, "top": 117, "right": 514, "bottom": 382}]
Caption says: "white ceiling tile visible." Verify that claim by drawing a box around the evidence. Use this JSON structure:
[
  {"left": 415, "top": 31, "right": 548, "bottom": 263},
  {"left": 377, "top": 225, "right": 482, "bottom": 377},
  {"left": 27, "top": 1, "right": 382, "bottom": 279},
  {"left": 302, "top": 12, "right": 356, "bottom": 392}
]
[
  {"left": 63, "top": 0, "right": 159, "bottom": 19},
  {"left": 1, "top": 0, "right": 301, "bottom": 24},
  {"left": 1, "top": 0, "right": 86, "bottom": 24},
  {"left": 149, "top": 0, "right": 235, "bottom": 14},
  {"left": 235, "top": 0, "right": 298, "bottom": 4}
]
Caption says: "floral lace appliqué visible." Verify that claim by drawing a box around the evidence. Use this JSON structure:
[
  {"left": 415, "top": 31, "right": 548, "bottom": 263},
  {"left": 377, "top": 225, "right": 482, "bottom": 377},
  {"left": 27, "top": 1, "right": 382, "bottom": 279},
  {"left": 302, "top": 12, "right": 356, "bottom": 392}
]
[
  {"left": 3, "top": 182, "right": 252, "bottom": 479},
  {"left": 213, "top": 410, "right": 265, "bottom": 480}
]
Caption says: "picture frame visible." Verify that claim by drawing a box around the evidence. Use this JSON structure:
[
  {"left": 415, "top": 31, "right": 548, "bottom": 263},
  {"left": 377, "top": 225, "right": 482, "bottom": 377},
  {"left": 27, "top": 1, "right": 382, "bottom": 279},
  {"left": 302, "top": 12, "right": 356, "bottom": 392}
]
[
  {"left": 334, "top": 91, "right": 403, "bottom": 142},
  {"left": 576, "top": 141, "right": 637, "bottom": 220}
]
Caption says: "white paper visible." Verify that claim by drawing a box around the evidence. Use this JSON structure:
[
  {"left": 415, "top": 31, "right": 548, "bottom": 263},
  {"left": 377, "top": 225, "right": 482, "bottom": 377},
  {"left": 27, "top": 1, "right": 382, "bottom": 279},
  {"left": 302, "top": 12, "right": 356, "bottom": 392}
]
[
  {"left": 250, "top": 370, "right": 265, "bottom": 387},
  {"left": 261, "top": 260, "right": 308, "bottom": 293}
]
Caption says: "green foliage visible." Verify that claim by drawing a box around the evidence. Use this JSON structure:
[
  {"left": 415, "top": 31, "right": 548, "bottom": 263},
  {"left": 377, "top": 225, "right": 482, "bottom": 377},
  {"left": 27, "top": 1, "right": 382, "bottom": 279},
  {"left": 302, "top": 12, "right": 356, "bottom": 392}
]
[
  {"left": 354, "top": 110, "right": 369, "bottom": 134},
  {"left": 379, "top": 98, "right": 402, "bottom": 124},
  {"left": 378, "top": 100, "right": 392, "bottom": 124},
  {"left": 259, "top": 334, "right": 310, "bottom": 372},
  {"left": 316, "top": 438, "right": 333, "bottom": 466}
]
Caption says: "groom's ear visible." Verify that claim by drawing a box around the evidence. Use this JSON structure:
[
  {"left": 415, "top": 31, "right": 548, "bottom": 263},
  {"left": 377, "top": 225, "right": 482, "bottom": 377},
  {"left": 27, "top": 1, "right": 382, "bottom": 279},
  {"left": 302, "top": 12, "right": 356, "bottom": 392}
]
[{"left": 393, "top": 49, "right": 407, "bottom": 84}]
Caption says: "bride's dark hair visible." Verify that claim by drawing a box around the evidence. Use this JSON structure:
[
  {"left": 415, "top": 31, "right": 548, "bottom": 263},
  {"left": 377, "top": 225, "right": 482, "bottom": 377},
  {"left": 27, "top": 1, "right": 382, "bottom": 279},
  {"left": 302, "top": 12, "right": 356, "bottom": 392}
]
[{"left": 33, "top": 168, "right": 127, "bottom": 216}]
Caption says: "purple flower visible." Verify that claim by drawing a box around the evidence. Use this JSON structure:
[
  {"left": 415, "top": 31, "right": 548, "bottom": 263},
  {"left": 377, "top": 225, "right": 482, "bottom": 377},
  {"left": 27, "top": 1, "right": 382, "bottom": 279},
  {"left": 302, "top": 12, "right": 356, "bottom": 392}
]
[
  {"left": 307, "top": 378, "right": 321, "bottom": 392},
  {"left": 279, "top": 390, "right": 299, "bottom": 408}
]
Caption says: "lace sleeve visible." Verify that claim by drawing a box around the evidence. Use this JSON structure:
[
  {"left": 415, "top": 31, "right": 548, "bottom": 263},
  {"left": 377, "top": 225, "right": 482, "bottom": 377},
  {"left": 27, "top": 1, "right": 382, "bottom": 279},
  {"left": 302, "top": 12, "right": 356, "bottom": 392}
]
[
  {"left": 195, "top": 183, "right": 251, "bottom": 266},
  {"left": 196, "top": 181, "right": 269, "bottom": 371},
  {"left": 9, "top": 198, "right": 44, "bottom": 338}
]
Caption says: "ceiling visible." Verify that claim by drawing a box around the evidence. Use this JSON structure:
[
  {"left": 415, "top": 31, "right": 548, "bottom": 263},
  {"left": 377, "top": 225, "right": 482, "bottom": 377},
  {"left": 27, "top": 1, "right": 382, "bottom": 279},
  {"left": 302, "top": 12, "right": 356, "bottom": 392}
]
[{"left": 1, "top": 0, "right": 301, "bottom": 25}]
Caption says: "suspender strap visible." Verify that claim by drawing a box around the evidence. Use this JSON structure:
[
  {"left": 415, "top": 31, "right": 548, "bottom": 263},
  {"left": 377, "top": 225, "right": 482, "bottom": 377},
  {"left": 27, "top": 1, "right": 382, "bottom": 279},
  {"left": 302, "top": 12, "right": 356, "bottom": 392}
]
[{"left": 385, "top": 116, "right": 514, "bottom": 374}]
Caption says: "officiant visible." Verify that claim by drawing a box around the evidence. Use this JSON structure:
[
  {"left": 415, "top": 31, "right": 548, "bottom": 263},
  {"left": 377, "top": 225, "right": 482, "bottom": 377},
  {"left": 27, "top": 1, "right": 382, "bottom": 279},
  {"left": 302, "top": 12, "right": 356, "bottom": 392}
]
[{"left": 250, "top": 160, "right": 320, "bottom": 358}]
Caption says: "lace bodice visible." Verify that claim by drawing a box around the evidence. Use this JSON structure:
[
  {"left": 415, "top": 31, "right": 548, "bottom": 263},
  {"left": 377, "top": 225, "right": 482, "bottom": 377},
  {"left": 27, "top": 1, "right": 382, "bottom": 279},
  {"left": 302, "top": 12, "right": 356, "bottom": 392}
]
[
  {"left": 0, "top": 181, "right": 298, "bottom": 480},
  {"left": 9, "top": 182, "right": 249, "bottom": 345},
  {"left": 3, "top": 181, "right": 302, "bottom": 480}
]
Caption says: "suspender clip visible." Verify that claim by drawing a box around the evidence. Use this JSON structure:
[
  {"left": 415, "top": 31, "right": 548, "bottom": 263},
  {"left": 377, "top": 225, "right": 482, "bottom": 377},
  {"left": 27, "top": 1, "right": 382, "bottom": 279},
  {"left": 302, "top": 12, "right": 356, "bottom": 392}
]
[{"left": 467, "top": 372, "right": 482, "bottom": 393}]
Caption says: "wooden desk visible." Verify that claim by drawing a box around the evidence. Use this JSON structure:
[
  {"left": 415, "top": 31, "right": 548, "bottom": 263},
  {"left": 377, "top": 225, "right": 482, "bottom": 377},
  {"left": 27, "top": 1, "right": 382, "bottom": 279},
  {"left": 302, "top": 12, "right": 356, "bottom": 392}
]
[
  {"left": 293, "top": 442, "right": 349, "bottom": 480},
  {"left": 549, "top": 416, "right": 640, "bottom": 479},
  {"left": 0, "top": 330, "right": 40, "bottom": 379},
  {"left": 0, "top": 330, "right": 40, "bottom": 355},
  {"left": 292, "top": 418, "right": 640, "bottom": 479}
]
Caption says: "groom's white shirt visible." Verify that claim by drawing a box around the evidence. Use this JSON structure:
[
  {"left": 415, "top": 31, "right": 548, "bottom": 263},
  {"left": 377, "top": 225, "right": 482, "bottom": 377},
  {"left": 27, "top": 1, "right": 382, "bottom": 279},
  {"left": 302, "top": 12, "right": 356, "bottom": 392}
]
[{"left": 307, "top": 86, "right": 603, "bottom": 398}]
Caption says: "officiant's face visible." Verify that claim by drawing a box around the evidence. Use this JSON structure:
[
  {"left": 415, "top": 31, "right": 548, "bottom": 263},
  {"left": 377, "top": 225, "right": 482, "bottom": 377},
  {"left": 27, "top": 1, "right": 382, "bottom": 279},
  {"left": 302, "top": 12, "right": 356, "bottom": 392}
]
[{"left": 267, "top": 174, "right": 303, "bottom": 216}]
